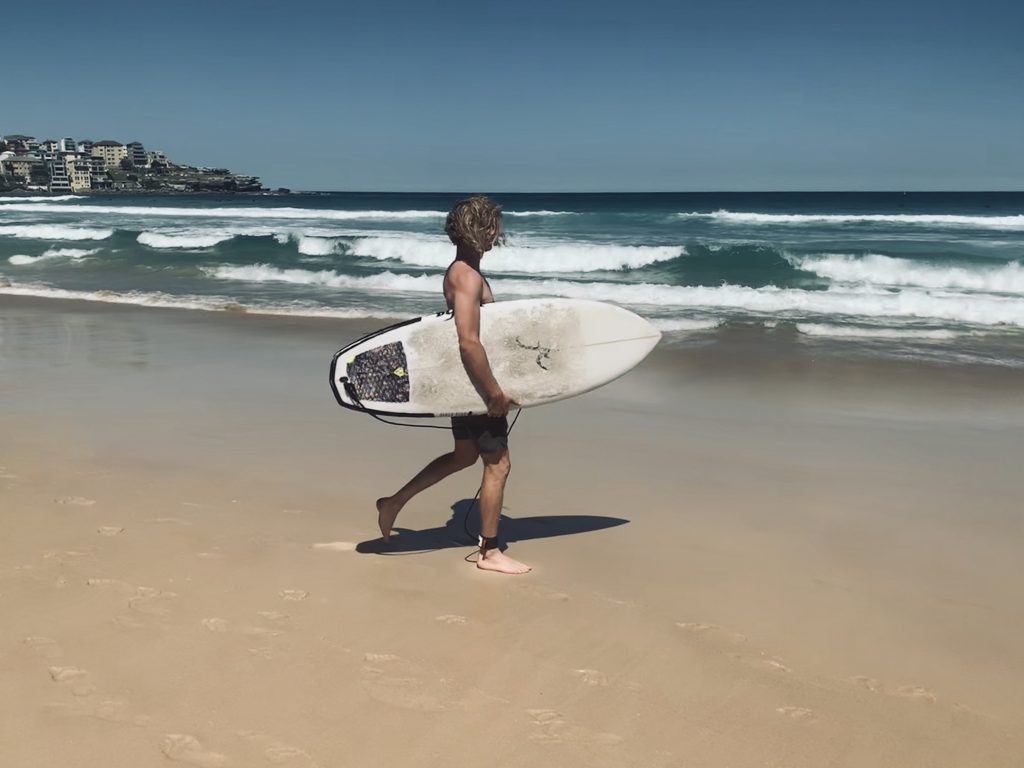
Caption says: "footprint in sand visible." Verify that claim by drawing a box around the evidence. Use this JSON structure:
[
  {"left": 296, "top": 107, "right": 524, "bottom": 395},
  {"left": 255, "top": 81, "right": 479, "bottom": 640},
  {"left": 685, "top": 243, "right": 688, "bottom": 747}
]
[
  {"left": 572, "top": 669, "right": 609, "bottom": 687},
  {"left": 850, "top": 676, "right": 936, "bottom": 702},
  {"left": 526, "top": 709, "right": 566, "bottom": 742},
  {"left": 202, "top": 619, "right": 282, "bottom": 641},
  {"left": 279, "top": 590, "right": 308, "bottom": 602},
  {"left": 161, "top": 734, "right": 228, "bottom": 767},
  {"left": 675, "top": 622, "right": 716, "bottom": 632},
  {"left": 360, "top": 653, "right": 503, "bottom": 712},
  {"left": 761, "top": 658, "right": 791, "bottom": 673},
  {"left": 243, "top": 627, "right": 282, "bottom": 638},
  {"left": 676, "top": 622, "right": 796, "bottom": 677},
  {"left": 896, "top": 685, "right": 937, "bottom": 702},
  {"left": 311, "top": 541, "right": 356, "bottom": 552},
  {"left": 675, "top": 622, "right": 748, "bottom": 645},
  {"left": 516, "top": 584, "right": 570, "bottom": 601},
  {"left": 48, "top": 666, "right": 96, "bottom": 697},
  {"left": 87, "top": 697, "right": 134, "bottom": 724},
  {"left": 525, "top": 708, "right": 622, "bottom": 745},
  {"left": 86, "top": 577, "right": 135, "bottom": 591},
  {"left": 776, "top": 706, "right": 816, "bottom": 722},
  {"left": 55, "top": 496, "right": 96, "bottom": 506},
  {"left": 238, "top": 731, "right": 318, "bottom": 767},
  {"left": 850, "top": 675, "right": 885, "bottom": 693},
  {"left": 128, "top": 586, "right": 178, "bottom": 616},
  {"left": 257, "top": 611, "right": 289, "bottom": 622}
]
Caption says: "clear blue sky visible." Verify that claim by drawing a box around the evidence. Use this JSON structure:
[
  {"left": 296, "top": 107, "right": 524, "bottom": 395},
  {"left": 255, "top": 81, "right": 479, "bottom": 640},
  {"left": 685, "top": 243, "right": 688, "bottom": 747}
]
[{"left": 7, "top": 0, "right": 1023, "bottom": 191}]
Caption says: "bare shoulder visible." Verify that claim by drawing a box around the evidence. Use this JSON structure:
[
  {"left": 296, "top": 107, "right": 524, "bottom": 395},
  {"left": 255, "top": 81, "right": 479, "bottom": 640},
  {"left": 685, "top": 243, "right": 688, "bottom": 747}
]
[{"left": 444, "top": 261, "right": 484, "bottom": 301}]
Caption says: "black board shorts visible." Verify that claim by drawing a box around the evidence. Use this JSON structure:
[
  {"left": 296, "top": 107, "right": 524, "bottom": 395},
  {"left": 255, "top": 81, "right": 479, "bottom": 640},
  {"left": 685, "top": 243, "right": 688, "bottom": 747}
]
[{"left": 451, "top": 415, "right": 509, "bottom": 454}]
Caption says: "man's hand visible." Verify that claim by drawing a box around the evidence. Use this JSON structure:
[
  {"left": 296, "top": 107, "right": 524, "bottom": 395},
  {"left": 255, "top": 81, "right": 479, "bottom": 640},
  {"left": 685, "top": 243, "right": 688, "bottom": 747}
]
[{"left": 486, "top": 390, "right": 518, "bottom": 418}]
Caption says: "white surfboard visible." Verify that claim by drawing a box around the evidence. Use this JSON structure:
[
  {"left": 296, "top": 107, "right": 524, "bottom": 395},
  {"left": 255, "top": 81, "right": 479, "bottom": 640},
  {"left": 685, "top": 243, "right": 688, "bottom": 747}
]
[{"left": 330, "top": 298, "right": 661, "bottom": 417}]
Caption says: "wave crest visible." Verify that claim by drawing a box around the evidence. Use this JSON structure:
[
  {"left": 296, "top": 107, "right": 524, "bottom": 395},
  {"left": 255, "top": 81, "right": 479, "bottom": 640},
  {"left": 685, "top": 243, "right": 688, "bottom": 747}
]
[
  {"left": 793, "top": 253, "right": 1024, "bottom": 294},
  {"left": 681, "top": 210, "right": 1024, "bottom": 230},
  {"left": 0, "top": 224, "right": 114, "bottom": 240},
  {"left": 0, "top": 202, "right": 445, "bottom": 221},
  {"left": 348, "top": 236, "right": 684, "bottom": 273},
  {"left": 205, "top": 264, "right": 1024, "bottom": 327},
  {"left": 137, "top": 231, "right": 236, "bottom": 249}
]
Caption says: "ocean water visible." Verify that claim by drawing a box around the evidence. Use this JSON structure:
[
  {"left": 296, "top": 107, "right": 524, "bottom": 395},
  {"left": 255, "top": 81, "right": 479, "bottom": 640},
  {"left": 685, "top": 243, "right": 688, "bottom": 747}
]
[{"left": 1, "top": 191, "right": 1023, "bottom": 367}]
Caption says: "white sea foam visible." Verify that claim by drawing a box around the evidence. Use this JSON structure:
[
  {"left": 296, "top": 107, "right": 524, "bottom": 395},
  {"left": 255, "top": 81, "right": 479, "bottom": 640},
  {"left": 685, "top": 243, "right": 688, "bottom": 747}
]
[
  {"left": 681, "top": 210, "right": 1024, "bottom": 230},
  {"left": 42, "top": 247, "right": 99, "bottom": 259},
  {"left": 207, "top": 264, "right": 441, "bottom": 292},
  {"left": 0, "top": 194, "right": 84, "bottom": 202},
  {"left": 0, "top": 224, "right": 114, "bottom": 240},
  {"left": 651, "top": 318, "right": 722, "bottom": 332},
  {"left": 0, "top": 202, "right": 445, "bottom": 221},
  {"left": 137, "top": 231, "right": 236, "bottom": 249},
  {"left": 0, "top": 281, "right": 396, "bottom": 319},
  {"left": 295, "top": 235, "right": 340, "bottom": 256},
  {"left": 796, "top": 323, "right": 960, "bottom": 340},
  {"left": 205, "top": 264, "right": 1024, "bottom": 327},
  {"left": 504, "top": 210, "right": 578, "bottom": 217},
  {"left": 10, "top": 247, "right": 99, "bottom": 264},
  {"left": 347, "top": 235, "right": 683, "bottom": 273},
  {"left": 792, "top": 253, "right": 1024, "bottom": 294}
]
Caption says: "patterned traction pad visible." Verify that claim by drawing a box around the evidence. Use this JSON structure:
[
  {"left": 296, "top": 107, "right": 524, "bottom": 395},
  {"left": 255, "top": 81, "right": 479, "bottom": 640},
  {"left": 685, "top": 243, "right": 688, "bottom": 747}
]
[{"left": 347, "top": 342, "right": 410, "bottom": 403}]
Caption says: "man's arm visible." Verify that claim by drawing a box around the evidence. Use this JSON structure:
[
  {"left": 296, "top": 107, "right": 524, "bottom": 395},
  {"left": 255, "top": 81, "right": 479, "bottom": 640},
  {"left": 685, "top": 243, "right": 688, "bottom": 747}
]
[{"left": 451, "top": 267, "right": 515, "bottom": 417}]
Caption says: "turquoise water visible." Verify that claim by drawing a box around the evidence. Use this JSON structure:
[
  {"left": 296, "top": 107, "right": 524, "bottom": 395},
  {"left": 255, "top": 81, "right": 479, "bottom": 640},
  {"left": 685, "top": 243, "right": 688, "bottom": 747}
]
[{"left": 2, "top": 191, "right": 1023, "bottom": 366}]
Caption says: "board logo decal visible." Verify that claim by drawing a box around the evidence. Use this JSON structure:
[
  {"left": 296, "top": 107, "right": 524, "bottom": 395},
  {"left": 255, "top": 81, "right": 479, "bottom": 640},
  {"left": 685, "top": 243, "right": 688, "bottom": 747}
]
[{"left": 514, "top": 338, "right": 555, "bottom": 371}]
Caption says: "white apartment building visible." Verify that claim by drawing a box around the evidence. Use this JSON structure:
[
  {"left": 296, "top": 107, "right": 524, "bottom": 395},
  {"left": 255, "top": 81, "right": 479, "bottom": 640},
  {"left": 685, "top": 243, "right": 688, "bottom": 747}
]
[{"left": 66, "top": 156, "right": 93, "bottom": 193}]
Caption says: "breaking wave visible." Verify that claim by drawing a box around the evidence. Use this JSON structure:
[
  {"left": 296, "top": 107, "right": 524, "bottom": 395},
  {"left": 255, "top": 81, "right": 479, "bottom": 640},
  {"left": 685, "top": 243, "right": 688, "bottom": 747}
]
[
  {"left": 137, "top": 231, "right": 237, "bottom": 249},
  {"left": 681, "top": 210, "right": 1024, "bottom": 230},
  {"left": 7, "top": 247, "right": 99, "bottom": 265},
  {"left": 347, "top": 236, "right": 684, "bottom": 273},
  {"left": 0, "top": 202, "right": 446, "bottom": 221},
  {"left": 205, "top": 265, "right": 1024, "bottom": 327},
  {"left": 0, "top": 224, "right": 114, "bottom": 240},
  {"left": 791, "top": 253, "right": 1024, "bottom": 294}
]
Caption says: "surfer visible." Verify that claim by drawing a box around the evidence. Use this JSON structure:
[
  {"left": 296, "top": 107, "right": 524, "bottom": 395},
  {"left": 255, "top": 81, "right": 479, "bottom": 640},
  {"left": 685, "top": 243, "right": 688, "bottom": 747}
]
[{"left": 376, "top": 196, "right": 531, "bottom": 574}]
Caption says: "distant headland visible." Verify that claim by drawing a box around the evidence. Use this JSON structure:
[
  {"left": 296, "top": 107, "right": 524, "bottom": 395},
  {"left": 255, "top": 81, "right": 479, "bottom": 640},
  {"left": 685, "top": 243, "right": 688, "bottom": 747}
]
[{"left": 0, "top": 134, "right": 283, "bottom": 195}]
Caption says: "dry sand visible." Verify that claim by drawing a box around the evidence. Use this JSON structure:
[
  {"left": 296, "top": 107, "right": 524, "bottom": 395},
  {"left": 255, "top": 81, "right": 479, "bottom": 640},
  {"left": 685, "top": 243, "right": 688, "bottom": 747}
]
[{"left": 2, "top": 295, "right": 1023, "bottom": 767}]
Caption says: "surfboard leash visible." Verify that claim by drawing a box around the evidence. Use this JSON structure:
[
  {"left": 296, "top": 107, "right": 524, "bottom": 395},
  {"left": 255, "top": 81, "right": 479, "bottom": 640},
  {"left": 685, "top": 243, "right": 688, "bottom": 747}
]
[
  {"left": 461, "top": 408, "right": 522, "bottom": 543},
  {"left": 338, "top": 377, "right": 451, "bottom": 430},
  {"left": 341, "top": 376, "right": 522, "bottom": 547}
]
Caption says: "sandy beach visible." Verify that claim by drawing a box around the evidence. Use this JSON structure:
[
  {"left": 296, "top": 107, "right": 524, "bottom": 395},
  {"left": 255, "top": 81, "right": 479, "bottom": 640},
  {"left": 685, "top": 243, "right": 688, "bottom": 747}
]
[{"left": 2, "top": 294, "right": 1023, "bottom": 767}]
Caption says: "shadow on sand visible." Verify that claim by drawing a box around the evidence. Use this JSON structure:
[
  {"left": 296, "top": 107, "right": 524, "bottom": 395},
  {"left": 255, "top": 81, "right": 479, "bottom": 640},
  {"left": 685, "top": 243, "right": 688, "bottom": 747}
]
[{"left": 356, "top": 498, "right": 630, "bottom": 555}]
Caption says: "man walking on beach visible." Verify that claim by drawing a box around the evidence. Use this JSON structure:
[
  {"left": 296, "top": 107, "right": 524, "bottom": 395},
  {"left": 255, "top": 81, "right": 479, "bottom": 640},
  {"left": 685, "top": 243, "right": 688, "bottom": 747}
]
[{"left": 375, "top": 196, "right": 531, "bottom": 575}]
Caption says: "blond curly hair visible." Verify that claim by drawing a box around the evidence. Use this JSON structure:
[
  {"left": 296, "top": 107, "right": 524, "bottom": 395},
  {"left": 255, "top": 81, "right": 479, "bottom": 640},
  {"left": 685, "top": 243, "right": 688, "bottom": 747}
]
[{"left": 445, "top": 196, "right": 504, "bottom": 254}]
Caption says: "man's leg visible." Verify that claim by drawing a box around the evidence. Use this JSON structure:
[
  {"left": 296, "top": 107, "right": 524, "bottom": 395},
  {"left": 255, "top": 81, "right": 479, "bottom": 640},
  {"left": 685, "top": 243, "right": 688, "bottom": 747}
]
[
  {"left": 476, "top": 447, "right": 531, "bottom": 574},
  {"left": 376, "top": 439, "right": 479, "bottom": 541}
]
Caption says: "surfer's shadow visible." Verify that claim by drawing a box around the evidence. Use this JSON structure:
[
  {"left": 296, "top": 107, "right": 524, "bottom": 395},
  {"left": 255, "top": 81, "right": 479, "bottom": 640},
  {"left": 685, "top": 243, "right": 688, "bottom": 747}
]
[{"left": 355, "top": 498, "right": 629, "bottom": 555}]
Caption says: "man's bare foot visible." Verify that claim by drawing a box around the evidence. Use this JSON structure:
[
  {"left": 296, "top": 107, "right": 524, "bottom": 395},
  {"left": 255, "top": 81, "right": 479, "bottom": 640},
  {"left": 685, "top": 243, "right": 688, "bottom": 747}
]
[
  {"left": 477, "top": 548, "right": 531, "bottom": 575},
  {"left": 376, "top": 497, "right": 401, "bottom": 542}
]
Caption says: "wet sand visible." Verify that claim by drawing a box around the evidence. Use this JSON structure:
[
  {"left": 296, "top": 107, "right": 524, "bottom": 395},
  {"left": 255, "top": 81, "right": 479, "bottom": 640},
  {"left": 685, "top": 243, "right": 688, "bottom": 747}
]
[{"left": 2, "top": 295, "right": 1023, "bottom": 767}]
